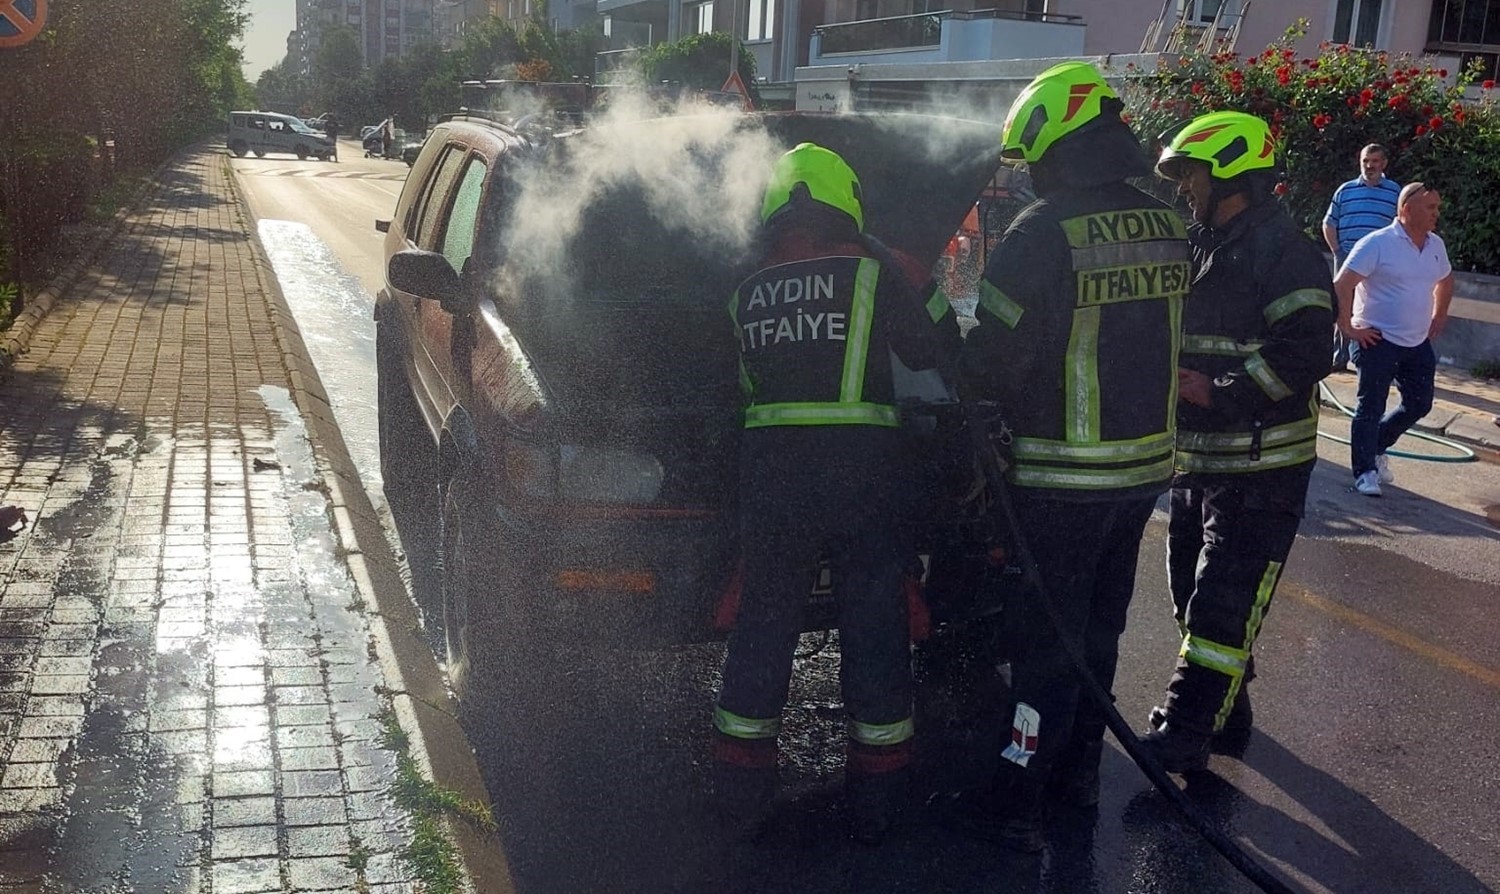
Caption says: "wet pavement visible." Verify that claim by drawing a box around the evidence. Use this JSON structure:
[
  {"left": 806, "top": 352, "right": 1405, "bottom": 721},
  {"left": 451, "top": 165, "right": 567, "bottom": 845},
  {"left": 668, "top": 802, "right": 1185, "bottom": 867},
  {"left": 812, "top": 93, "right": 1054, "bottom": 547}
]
[
  {"left": 0, "top": 150, "right": 451, "bottom": 892},
  {"left": 7, "top": 143, "right": 1500, "bottom": 894}
]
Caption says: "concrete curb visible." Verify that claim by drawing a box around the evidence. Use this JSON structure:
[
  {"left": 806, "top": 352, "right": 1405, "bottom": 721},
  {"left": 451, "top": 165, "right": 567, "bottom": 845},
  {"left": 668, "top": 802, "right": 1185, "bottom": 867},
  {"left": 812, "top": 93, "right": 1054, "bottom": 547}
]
[{"left": 221, "top": 148, "right": 516, "bottom": 893}]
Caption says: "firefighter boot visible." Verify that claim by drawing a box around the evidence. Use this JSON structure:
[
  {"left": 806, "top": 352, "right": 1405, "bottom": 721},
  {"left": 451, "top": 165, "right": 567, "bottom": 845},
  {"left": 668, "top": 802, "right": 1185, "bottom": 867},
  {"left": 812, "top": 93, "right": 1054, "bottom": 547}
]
[
  {"left": 1148, "top": 685, "right": 1253, "bottom": 756},
  {"left": 846, "top": 766, "right": 911, "bottom": 846},
  {"left": 1046, "top": 737, "right": 1104, "bottom": 809},
  {"left": 933, "top": 763, "right": 1046, "bottom": 853},
  {"left": 1136, "top": 721, "right": 1212, "bottom": 774}
]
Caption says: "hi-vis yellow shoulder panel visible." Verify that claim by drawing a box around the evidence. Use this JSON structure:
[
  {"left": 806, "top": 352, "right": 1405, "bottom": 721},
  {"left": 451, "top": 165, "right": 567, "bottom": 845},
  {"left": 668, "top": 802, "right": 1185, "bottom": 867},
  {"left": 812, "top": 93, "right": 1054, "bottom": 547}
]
[{"left": 1061, "top": 209, "right": 1188, "bottom": 248}]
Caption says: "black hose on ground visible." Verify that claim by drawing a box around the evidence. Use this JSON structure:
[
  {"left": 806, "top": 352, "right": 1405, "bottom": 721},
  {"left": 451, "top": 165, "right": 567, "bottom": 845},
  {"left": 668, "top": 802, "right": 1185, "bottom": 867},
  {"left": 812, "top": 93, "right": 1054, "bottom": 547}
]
[{"left": 966, "top": 404, "right": 1302, "bottom": 894}]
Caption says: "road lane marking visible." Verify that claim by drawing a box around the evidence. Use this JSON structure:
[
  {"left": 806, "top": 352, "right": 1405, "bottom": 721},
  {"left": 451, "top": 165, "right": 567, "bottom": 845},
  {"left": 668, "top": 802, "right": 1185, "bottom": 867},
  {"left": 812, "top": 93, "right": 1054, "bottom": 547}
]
[{"left": 1285, "top": 583, "right": 1500, "bottom": 691}]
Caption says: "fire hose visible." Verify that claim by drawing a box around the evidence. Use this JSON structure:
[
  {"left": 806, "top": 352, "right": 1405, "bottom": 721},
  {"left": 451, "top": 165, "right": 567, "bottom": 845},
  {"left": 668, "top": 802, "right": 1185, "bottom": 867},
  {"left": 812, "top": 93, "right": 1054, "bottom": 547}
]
[
  {"left": 1315, "top": 380, "right": 1477, "bottom": 462},
  {"left": 963, "top": 402, "right": 1303, "bottom": 894}
]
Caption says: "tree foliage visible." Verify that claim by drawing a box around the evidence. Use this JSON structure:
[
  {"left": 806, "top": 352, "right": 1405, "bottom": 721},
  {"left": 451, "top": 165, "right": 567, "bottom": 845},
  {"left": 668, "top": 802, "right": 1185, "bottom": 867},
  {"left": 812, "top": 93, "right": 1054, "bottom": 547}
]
[
  {"left": 0, "top": 0, "right": 253, "bottom": 290},
  {"left": 637, "top": 32, "right": 758, "bottom": 100}
]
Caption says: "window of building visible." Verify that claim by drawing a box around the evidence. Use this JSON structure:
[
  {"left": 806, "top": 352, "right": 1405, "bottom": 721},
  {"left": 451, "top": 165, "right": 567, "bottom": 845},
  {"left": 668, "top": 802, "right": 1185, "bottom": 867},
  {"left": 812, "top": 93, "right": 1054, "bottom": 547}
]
[
  {"left": 1332, "top": 0, "right": 1384, "bottom": 46},
  {"left": 692, "top": 1, "right": 715, "bottom": 34},
  {"left": 1428, "top": 0, "right": 1500, "bottom": 78},
  {"left": 1182, "top": 0, "right": 1242, "bottom": 23},
  {"left": 748, "top": 0, "right": 775, "bottom": 40},
  {"left": 1429, "top": 0, "right": 1500, "bottom": 46}
]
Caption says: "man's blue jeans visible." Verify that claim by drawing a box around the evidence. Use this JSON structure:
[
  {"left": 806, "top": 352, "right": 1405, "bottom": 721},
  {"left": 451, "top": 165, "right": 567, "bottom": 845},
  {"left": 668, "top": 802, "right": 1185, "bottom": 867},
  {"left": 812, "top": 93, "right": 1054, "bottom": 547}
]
[{"left": 1348, "top": 338, "right": 1436, "bottom": 477}]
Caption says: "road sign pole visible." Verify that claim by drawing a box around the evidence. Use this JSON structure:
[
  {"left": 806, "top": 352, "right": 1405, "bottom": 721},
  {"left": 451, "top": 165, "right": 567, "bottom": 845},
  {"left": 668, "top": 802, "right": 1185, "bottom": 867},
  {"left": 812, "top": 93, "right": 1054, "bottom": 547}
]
[{"left": 728, "top": 0, "right": 740, "bottom": 82}]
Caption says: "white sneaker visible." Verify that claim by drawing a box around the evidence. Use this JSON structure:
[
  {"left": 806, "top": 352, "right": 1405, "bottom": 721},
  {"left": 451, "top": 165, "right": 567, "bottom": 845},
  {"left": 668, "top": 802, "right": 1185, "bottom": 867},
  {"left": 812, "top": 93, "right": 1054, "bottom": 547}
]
[
  {"left": 1355, "top": 470, "right": 1383, "bottom": 497},
  {"left": 1375, "top": 454, "right": 1394, "bottom": 485}
]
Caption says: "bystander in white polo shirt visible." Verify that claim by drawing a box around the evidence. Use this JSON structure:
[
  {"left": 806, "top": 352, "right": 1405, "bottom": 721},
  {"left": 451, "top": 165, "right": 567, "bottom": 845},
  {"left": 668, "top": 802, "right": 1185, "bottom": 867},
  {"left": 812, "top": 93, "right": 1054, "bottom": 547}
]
[{"left": 1343, "top": 220, "right": 1452, "bottom": 347}]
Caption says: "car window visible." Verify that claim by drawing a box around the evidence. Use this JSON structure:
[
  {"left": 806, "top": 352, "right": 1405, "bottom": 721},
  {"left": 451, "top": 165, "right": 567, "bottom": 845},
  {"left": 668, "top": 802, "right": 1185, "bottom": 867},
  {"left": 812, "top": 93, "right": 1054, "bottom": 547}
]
[
  {"left": 410, "top": 146, "right": 467, "bottom": 251},
  {"left": 268, "top": 119, "right": 287, "bottom": 133},
  {"left": 249, "top": 116, "right": 265, "bottom": 130},
  {"left": 231, "top": 115, "right": 246, "bottom": 129},
  {"left": 439, "top": 157, "right": 487, "bottom": 274}
]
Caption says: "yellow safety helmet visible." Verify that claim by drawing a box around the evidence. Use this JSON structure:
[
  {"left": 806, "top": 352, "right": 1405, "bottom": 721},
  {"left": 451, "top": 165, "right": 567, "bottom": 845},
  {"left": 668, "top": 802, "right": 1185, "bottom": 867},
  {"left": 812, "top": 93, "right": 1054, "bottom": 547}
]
[
  {"left": 1001, "top": 61, "right": 1119, "bottom": 163},
  {"left": 1156, "top": 111, "right": 1278, "bottom": 181},
  {"left": 761, "top": 142, "right": 864, "bottom": 232}
]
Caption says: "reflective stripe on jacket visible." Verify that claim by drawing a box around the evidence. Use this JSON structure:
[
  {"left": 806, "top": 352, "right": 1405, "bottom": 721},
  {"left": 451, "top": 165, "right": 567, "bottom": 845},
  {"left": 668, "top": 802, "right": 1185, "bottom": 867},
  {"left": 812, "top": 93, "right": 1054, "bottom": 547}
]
[
  {"left": 1176, "top": 203, "right": 1334, "bottom": 481},
  {"left": 962, "top": 183, "right": 1189, "bottom": 500},
  {"left": 731, "top": 252, "right": 938, "bottom": 429}
]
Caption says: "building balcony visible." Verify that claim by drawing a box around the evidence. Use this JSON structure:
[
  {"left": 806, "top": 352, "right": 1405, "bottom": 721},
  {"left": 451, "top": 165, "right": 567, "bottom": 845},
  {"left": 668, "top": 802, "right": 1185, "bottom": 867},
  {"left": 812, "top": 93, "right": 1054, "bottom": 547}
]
[{"left": 809, "top": 8, "right": 1084, "bottom": 67}]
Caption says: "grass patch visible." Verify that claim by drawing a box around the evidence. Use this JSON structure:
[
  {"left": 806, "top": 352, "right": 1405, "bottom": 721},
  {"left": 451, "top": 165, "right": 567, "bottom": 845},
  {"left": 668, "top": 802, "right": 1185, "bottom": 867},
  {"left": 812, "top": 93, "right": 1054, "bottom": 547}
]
[
  {"left": 376, "top": 708, "right": 496, "bottom": 894},
  {"left": 1471, "top": 359, "right": 1500, "bottom": 380},
  {"left": 87, "top": 172, "right": 153, "bottom": 224}
]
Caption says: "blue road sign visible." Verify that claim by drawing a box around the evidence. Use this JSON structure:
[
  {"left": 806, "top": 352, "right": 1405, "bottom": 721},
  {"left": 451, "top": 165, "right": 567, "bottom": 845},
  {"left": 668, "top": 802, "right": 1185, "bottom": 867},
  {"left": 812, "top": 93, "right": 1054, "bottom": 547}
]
[{"left": 0, "top": 0, "right": 48, "bottom": 48}]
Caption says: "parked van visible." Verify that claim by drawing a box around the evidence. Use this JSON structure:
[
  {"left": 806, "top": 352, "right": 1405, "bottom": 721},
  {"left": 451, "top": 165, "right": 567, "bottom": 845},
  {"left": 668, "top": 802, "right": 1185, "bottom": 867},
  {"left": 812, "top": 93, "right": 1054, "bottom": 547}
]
[{"left": 227, "top": 111, "right": 335, "bottom": 160}]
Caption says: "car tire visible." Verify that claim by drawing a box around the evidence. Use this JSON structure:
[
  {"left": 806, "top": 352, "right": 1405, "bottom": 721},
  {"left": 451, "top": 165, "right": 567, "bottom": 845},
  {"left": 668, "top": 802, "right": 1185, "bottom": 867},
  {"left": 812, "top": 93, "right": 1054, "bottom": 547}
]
[
  {"left": 252, "top": 149, "right": 266, "bottom": 158},
  {"left": 440, "top": 464, "right": 532, "bottom": 740},
  {"left": 296, "top": 145, "right": 309, "bottom": 160},
  {"left": 229, "top": 141, "right": 248, "bottom": 157}
]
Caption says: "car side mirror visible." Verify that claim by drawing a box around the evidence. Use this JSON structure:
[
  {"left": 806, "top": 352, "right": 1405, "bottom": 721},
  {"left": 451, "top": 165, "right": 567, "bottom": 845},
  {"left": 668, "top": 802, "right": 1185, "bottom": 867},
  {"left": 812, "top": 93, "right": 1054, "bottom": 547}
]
[
  {"left": 388, "top": 249, "right": 460, "bottom": 305},
  {"left": 375, "top": 219, "right": 390, "bottom": 233}
]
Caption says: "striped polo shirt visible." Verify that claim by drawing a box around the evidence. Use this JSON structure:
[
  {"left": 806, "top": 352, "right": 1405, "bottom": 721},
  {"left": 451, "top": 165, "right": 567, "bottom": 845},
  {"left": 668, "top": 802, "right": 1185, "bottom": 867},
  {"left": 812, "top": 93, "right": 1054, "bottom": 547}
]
[{"left": 1324, "top": 175, "right": 1401, "bottom": 258}]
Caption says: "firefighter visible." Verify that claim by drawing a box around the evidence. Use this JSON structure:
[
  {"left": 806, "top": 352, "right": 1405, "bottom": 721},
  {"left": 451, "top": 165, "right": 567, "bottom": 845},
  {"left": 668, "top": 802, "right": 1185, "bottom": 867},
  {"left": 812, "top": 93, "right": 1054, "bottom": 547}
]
[
  {"left": 1142, "top": 111, "right": 1332, "bottom": 771},
  {"left": 943, "top": 61, "right": 1188, "bottom": 851},
  {"left": 714, "top": 142, "right": 946, "bottom": 844}
]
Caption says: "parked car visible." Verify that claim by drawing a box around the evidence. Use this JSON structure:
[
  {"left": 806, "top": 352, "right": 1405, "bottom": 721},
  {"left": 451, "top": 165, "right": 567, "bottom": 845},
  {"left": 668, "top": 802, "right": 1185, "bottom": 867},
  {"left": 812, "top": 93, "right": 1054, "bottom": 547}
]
[
  {"left": 227, "top": 111, "right": 335, "bottom": 160},
  {"left": 399, "top": 133, "right": 425, "bottom": 167},
  {"left": 374, "top": 110, "right": 1004, "bottom": 719}
]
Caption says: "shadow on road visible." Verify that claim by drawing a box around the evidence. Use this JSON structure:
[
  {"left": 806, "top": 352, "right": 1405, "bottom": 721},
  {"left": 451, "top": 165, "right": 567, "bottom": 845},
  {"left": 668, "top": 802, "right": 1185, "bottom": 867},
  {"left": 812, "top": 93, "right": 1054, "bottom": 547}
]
[{"left": 1120, "top": 731, "right": 1494, "bottom": 894}]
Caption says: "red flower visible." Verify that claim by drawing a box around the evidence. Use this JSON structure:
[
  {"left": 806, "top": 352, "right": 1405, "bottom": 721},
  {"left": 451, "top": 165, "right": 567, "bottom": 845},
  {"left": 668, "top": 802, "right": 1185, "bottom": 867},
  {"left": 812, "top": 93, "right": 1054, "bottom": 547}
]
[
  {"left": 1415, "top": 124, "right": 1428, "bottom": 135},
  {"left": 1347, "top": 96, "right": 1358, "bottom": 106},
  {"left": 1455, "top": 107, "right": 1467, "bottom": 123},
  {"left": 1485, "top": 80, "right": 1496, "bottom": 89},
  {"left": 1274, "top": 182, "right": 1289, "bottom": 196},
  {"left": 1276, "top": 65, "right": 1292, "bottom": 86},
  {"left": 1309, "top": 60, "right": 1320, "bottom": 70},
  {"left": 1440, "top": 69, "right": 1449, "bottom": 77},
  {"left": 1421, "top": 105, "right": 1434, "bottom": 117},
  {"left": 1312, "top": 113, "right": 1332, "bottom": 130},
  {"left": 1191, "top": 81, "right": 1206, "bottom": 95},
  {"left": 1430, "top": 116, "right": 1444, "bottom": 129}
]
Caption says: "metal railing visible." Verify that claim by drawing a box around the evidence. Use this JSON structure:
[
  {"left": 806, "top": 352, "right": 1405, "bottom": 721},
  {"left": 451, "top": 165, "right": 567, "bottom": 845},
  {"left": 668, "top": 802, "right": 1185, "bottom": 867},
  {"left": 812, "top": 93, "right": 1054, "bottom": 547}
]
[{"left": 813, "top": 7, "right": 1082, "bottom": 56}]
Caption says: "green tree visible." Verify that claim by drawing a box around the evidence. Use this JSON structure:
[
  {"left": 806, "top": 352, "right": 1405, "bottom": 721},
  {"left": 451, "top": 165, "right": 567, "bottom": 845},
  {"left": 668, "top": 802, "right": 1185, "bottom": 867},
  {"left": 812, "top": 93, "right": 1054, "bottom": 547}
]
[{"left": 636, "top": 31, "right": 758, "bottom": 100}]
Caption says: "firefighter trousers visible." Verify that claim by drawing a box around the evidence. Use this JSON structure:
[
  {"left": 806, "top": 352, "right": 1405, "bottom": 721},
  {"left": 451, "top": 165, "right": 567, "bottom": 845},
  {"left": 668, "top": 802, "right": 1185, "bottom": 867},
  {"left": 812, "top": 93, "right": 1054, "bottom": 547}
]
[
  {"left": 1163, "top": 483, "right": 1302, "bottom": 733},
  {"left": 714, "top": 427, "right": 916, "bottom": 775},
  {"left": 996, "top": 494, "right": 1157, "bottom": 780}
]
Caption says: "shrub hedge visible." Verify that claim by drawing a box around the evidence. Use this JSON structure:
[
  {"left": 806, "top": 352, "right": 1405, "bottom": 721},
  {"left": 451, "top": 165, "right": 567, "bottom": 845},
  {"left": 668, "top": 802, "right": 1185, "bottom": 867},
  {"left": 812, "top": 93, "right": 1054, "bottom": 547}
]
[{"left": 1120, "top": 19, "right": 1500, "bottom": 274}]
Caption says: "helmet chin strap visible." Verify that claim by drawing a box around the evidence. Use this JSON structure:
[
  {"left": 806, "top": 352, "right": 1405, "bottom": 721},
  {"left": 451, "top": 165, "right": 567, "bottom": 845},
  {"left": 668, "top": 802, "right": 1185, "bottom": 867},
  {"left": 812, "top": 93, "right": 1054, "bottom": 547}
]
[{"left": 1203, "top": 177, "right": 1245, "bottom": 228}]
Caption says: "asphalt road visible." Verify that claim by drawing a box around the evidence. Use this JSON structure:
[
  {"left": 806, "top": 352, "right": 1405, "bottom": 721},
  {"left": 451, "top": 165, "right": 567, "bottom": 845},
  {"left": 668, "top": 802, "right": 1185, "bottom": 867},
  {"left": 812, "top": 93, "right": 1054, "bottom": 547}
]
[{"left": 231, "top": 146, "right": 1500, "bottom": 894}]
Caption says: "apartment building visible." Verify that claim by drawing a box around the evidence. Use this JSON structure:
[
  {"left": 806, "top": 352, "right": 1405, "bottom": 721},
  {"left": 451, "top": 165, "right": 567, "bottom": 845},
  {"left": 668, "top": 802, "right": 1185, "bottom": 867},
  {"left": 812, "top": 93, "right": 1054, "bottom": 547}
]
[
  {"left": 588, "top": 0, "right": 1500, "bottom": 93},
  {"left": 294, "top": 0, "right": 436, "bottom": 72}
]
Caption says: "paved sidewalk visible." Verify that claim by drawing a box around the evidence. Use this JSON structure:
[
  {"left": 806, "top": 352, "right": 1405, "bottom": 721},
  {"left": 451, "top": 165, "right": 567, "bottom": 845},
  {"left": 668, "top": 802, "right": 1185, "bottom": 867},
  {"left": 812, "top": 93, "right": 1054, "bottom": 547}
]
[
  {"left": 0, "top": 149, "right": 486, "bottom": 892},
  {"left": 1320, "top": 365, "right": 1500, "bottom": 451}
]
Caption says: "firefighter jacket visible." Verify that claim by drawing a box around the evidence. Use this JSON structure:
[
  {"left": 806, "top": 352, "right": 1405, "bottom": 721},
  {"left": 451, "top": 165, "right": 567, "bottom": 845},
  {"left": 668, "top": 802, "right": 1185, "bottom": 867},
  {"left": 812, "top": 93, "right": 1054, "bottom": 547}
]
[
  {"left": 1174, "top": 201, "right": 1334, "bottom": 503},
  {"left": 730, "top": 237, "right": 944, "bottom": 429},
  {"left": 961, "top": 181, "right": 1189, "bottom": 502}
]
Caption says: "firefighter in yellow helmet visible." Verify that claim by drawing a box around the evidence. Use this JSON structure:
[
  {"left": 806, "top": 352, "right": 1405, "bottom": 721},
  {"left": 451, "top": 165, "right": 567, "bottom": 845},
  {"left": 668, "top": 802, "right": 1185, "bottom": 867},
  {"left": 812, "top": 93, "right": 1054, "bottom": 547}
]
[
  {"left": 714, "top": 142, "right": 950, "bottom": 844},
  {"left": 1143, "top": 111, "right": 1332, "bottom": 771},
  {"left": 942, "top": 61, "right": 1190, "bottom": 851}
]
